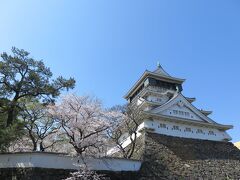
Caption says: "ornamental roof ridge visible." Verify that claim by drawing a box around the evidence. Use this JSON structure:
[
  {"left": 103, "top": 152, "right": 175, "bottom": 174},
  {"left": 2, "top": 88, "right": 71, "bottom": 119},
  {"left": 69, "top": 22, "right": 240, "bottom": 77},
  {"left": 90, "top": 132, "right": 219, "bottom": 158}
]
[{"left": 153, "top": 63, "right": 171, "bottom": 77}]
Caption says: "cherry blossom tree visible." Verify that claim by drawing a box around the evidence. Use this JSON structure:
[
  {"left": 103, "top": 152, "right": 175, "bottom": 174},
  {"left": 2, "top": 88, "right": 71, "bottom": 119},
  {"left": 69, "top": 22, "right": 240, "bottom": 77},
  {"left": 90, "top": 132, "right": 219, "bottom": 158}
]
[
  {"left": 51, "top": 94, "right": 109, "bottom": 155},
  {"left": 8, "top": 136, "right": 33, "bottom": 152}
]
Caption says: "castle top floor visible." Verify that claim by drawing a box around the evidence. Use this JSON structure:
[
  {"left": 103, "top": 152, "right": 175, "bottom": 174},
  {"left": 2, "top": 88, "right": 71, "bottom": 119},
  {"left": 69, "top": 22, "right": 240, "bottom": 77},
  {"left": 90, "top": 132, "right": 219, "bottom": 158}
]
[{"left": 124, "top": 64, "right": 185, "bottom": 103}]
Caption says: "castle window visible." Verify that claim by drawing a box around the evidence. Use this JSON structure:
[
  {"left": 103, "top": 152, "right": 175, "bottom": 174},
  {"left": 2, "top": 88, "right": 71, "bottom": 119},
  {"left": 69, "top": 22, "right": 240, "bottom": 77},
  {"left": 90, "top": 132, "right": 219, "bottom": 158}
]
[
  {"left": 197, "top": 129, "right": 204, "bottom": 134},
  {"left": 173, "top": 110, "right": 190, "bottom": 117},
  {"left": 160, "top": 123, "right": 167, "bottom": 128},
  {"left": 173, "top": 125, "right": 180, "bottom": 130},
  {"left": 209, "top": 131, "right": 215, "bottom": 135},
  {"left": 185, "top": 127, "right": 191, "bottom": 132},
  {"left": 173, "top": 110, "right": 178, "bottom": 115}
]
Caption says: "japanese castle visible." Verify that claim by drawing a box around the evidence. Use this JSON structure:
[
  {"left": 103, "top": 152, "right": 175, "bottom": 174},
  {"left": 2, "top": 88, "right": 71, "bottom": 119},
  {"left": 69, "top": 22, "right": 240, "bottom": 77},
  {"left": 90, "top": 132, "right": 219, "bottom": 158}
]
[{"left": 124, "top": 64, "right": 232, "bottom": 142}]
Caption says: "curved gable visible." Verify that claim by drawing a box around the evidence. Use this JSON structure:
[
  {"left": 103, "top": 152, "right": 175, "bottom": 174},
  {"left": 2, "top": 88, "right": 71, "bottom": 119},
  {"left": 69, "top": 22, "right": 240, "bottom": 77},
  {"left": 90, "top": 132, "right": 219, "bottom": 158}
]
[{"left": 150, "top": 93, "right": 216, "bottom": 124}]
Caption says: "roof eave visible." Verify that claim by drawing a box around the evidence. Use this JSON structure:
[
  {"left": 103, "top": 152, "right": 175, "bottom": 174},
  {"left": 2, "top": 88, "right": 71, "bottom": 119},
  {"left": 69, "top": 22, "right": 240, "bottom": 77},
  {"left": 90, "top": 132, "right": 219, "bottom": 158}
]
[
  {"left": 186, "top": 97, "right": 196, "bottom": 103},
  {"left": 200, "top": 110, "right": 213, "bottom": 116},
  {"left": 147, "top": 71, "right": 185, "bottom": 83}
]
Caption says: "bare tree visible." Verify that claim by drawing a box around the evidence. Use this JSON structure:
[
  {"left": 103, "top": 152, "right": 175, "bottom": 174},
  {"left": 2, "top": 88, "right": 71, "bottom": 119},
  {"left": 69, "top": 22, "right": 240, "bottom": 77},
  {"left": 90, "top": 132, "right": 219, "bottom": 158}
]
[
  {"left": 107, "top": 104, "right": 144, "bottom": 159},
  {"left": 51, "top": 94, "right": 109, "bottom": 155},
  {"left": 18, "top": 99, "right": 60, "bottom": 152}
]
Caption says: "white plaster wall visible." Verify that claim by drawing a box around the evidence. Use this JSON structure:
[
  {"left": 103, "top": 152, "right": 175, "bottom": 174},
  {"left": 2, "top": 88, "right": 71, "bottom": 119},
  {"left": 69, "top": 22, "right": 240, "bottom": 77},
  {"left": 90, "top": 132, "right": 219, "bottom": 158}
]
[
  {"left": 120, "top": 123, "right": 144, "bottom": 149},
  {"left": 144, "top": 119, "right": 231, "bottom": 141},
  {"left": 119, "top": 132, "right": 129, "bottom": 143},
  {"left": 161, "top": 104, "right": 203, "bottom": 121},
  {"left": 107, "top": 117, "right": 231, "bottom": 156},
  {"left": 0, "top": 153, "right": 141, "bottom": 171}
]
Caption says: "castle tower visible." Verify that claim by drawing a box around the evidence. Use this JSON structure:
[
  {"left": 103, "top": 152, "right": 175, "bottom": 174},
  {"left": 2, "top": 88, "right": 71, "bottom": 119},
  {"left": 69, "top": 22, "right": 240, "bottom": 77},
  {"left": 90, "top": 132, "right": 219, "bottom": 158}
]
[
  {"left": 108, "top": 64, "right": 240, "bottom": 179},
  {"left": 124, "top": 64, "right": 232, "bottom": 142}
]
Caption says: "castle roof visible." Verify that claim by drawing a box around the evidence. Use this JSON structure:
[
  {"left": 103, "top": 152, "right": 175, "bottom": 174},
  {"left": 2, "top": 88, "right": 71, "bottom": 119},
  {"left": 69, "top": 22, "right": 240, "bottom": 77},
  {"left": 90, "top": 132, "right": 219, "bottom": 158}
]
[
  {"left": 153, "top": 63, "right": 171, "bottom": 76},
  {"left": 124, "top": 65, "right": 185, "bottom": 100}
]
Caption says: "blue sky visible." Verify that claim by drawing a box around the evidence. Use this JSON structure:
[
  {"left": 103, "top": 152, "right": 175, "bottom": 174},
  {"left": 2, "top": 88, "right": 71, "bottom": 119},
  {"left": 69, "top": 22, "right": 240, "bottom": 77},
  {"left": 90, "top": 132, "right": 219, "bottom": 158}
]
[{"left": 0, "top": 0, "right": 239, "bottom": 142}]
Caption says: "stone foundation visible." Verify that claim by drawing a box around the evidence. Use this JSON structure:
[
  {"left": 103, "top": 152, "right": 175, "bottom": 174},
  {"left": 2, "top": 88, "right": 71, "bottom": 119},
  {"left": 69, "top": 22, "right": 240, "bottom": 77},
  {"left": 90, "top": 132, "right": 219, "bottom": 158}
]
[
  {"left": 0, "top": 168, "right": 139, "bottom": 180},
  {"left": 139, "top": 132, "right": 240, "bottom": 179},
  {"left": 0, "top": 168, "right": 72, "bottom": 180}
]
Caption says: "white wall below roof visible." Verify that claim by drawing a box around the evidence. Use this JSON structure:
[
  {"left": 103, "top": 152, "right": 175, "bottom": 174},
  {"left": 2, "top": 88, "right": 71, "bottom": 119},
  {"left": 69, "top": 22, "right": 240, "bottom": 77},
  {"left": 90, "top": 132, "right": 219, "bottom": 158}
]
[
  {"left": 0, "top": 153, "right": 141, "bottom": 172},
  {"left": 107, "top": 118, "right": 231, "bottom": 156},
  {"left": 144, "top": 119, "right": 231, "bottom": 141}
]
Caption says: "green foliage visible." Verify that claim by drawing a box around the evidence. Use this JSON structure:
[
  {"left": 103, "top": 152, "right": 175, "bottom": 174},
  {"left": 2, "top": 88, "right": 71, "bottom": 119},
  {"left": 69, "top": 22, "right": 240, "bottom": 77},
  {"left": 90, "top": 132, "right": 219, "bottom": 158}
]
[
  {"left": 0, "top": 47, "right": 76, "bottom": 151},
  {"left": 0, "top": 47, "right": 75, "bottom": 126},
  {"left": 0, "top": 114, "right": 25, "bottom": 152}
]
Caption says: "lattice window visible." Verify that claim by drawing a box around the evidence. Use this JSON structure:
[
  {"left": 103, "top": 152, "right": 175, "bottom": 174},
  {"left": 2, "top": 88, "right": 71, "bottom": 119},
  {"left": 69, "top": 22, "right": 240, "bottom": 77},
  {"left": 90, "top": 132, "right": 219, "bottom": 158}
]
[
  {"left": 172, "top": 110, "right": 190, "bottom": 117},
  {"left": 209, "top": 131, "right": 215, "bottom": 135},
  {"left": 160, "top": 123, "right": 167, "bottom": 128},
  {"left": 197, "top": 129, "right": 204, "bottom": 134},
  {"left": 173, "top": 125, "right": 180, "bottom": 130}
]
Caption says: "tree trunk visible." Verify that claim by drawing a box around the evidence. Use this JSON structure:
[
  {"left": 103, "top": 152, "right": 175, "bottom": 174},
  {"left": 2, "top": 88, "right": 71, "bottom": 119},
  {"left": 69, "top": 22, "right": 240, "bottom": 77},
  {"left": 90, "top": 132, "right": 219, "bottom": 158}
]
[
  {"left": 6, "top": 99, "right": 18, "bottom": 127},
  {"left": 6, "top": 107, "right": 15, "bottom": 127},
  {"left": 40, "top": 141, "right": 44, "bottom": 152},
  {"left": 32, "top": 142, "right": 37, "bottom": 151},
  {"left": 28, "top": 131, "right": 37, "bottom": 151},
  {"left": 74, "top": 146, "right": 83, "bottom": 155}
]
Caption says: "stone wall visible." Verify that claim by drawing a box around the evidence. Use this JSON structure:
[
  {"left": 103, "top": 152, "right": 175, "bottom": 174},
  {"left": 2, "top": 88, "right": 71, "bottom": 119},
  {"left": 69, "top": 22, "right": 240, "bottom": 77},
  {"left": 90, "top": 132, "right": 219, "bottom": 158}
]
[
  {"left": 0, "top": 168, "right": 73, "bottom": 180},
  {"left": 139, "top": 132, "right": 240, "bottom": 179},
  {"left": 0, "top": 168, "right": 139, "bottom": 180}
]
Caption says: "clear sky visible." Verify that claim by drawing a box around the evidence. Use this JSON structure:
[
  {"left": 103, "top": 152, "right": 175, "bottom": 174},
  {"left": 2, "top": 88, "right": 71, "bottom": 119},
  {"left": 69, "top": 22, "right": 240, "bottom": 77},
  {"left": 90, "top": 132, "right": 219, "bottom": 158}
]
[{"left": 0, "top": 0, "right": 239, "bottom": 142}]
